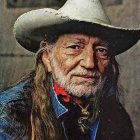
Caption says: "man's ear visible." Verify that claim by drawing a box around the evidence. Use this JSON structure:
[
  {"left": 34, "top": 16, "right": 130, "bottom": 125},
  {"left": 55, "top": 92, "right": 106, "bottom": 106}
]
[{"left": 42, "top": 51, "right": 52, "bottom": 72}]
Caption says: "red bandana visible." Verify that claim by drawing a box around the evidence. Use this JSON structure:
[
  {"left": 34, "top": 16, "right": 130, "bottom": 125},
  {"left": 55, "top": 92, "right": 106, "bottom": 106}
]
[
  {"left": 54, "top": 83, "right": 71, "bottom": 102},
  {"left": 54, "top": 83, "right": 83, "bottom": 104}
]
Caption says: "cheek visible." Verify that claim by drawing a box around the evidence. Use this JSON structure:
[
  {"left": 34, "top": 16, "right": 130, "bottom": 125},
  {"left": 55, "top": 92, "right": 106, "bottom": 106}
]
[
  {"left": 97, "top": 59, "right": 110, "bottom": 73},
  {"left": 55, "top": 52, "right": 76, "bottom": 74}
]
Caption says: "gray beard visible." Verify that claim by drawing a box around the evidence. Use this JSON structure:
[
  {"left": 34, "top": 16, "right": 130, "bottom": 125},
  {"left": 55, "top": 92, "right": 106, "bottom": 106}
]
[{"left": 49, "top": 53, "right": 106, "bottom": 97}]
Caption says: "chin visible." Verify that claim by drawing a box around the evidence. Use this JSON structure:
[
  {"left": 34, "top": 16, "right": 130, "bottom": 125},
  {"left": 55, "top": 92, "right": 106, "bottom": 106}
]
[{"left": 65, "top": 84, "right": 98, "bottom": 97}]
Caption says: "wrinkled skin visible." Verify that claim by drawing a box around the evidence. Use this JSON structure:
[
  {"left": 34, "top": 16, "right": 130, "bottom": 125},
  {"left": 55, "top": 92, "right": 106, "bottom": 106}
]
[{"left": 42, "top": 34, "right": 111, "bottom": 96}]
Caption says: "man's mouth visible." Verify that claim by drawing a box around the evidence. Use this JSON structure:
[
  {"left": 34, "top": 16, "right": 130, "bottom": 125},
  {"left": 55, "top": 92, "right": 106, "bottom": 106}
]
[
  {"left": 82, "top": 75, "right": 96, "bottom": 78},
  {"left": 74, "top": 74, "right": 100, "bottom": 79}
]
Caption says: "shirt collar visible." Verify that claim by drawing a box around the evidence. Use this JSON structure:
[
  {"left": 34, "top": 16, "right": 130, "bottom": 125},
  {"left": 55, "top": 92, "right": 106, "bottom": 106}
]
[
  {"left": 50, "top": 81, "right": 116, "bottom": 119},
  {"left": 50, "top": 86, "right": 68, "bottom": 119}
]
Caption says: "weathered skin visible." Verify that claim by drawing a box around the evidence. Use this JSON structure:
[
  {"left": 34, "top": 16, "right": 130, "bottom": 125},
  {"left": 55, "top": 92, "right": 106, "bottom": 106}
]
[{"left": 42, "top": 34, "right": 110, "bottom": 97}]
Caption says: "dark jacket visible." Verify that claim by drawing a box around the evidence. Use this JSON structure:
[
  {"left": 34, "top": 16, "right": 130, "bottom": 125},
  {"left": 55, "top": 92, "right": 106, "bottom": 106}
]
[{"left": 0, "top": 80, "right": 135, "bottom": 140}]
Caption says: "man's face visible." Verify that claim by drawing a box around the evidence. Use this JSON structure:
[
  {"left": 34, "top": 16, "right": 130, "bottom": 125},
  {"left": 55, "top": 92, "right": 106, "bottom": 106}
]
[{"left": 44, "top": 34, "right": 110, "bottom": 97}]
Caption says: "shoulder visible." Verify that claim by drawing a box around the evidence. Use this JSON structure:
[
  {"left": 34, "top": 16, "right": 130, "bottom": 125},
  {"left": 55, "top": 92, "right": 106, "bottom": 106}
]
[
  {"left": 0, "top": 79, "right": 32, "bottom": 117},
  {"left": 0, "top": 80, "right": 32, "bottom": 139},
  {"left": 0, "top": 80, "right": 29, "bottom": 104},
  {"left": 98, "top": 96, "right": 135, "bottom": 140},
  {"left": 0, "top": 80, "right": 31, "bottom": 118}
]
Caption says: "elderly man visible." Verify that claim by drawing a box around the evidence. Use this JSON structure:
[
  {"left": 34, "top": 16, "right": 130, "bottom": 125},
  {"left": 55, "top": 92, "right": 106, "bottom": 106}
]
[{"left": 0, "top": 0, "right": 140, "bottom": 140}]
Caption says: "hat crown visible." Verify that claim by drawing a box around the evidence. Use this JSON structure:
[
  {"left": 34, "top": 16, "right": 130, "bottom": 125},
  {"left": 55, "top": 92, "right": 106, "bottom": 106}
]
[{"left": 58, "top": 0, "right": 110, "bottom": 24}]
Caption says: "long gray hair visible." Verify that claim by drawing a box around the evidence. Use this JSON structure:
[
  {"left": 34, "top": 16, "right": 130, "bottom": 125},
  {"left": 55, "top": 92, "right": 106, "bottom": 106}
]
[
  {"left": 11, "top": 22, "right": 120, "bottom": 140},
  {"left": 29, "top": 34, "right": 119, "bottom": 139}
]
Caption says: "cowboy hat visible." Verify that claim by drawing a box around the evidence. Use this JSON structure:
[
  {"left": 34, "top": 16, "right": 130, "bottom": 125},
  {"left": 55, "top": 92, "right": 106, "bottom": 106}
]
[{"left": 13, "top": 0, "right": 140, "bottom": 55}]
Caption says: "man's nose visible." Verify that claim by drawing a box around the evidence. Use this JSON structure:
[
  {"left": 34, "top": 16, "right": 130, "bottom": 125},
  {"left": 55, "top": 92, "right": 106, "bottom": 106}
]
[{"left": 80, "top": 47, "right": 95, "bottom": 69}]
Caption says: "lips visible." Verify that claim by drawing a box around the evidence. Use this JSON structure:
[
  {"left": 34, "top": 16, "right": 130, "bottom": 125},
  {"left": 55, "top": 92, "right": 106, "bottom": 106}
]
[
  {"left": 82, "top": 75, "right": 96, "bottom": 78},
  {"left": 74, "top": 74, "right": 99, "bottom": 79},
  {"left": 72, "top": 74, "right": 101, "bottom": 85}
]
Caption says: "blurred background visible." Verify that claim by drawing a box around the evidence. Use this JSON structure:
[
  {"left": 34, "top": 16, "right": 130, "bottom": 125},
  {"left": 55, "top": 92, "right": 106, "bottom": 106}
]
[{"left": 0, "top": 0, "right": 140, "bottom": 139}]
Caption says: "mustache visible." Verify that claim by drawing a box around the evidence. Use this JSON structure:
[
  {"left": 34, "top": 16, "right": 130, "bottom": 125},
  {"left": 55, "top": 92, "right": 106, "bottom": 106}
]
[{"left": 68, "top": 69, "right": 101, "bottom": 77}]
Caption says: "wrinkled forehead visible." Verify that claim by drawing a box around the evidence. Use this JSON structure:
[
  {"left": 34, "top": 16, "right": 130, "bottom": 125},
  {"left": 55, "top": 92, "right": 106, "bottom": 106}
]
[
  {"left": 55, "top": 33, "right": 107, "bottom": 45},
  {"left": 44, "top": 21, "right": 112, "bottom": 44},
  {"left": 42, "top": 21, "right": 115, "bottom": 55}
]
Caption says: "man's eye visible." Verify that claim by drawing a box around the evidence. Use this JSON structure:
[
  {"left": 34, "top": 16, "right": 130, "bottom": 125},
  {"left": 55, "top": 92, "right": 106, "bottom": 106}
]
[
  {"left": 67, "top": 45, "right": 80, "bottom": 50},
  {"left": 95, "top": 47, "right": 109, "bottom": 56},
  {"left": 96, "top": 48, "right": 108, "bottom": 53}
]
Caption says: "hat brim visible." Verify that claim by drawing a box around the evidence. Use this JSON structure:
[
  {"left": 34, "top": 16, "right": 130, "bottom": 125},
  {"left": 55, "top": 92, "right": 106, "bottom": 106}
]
[{"left": 14, "top": 8, "right": 140, "bottom": 55}]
